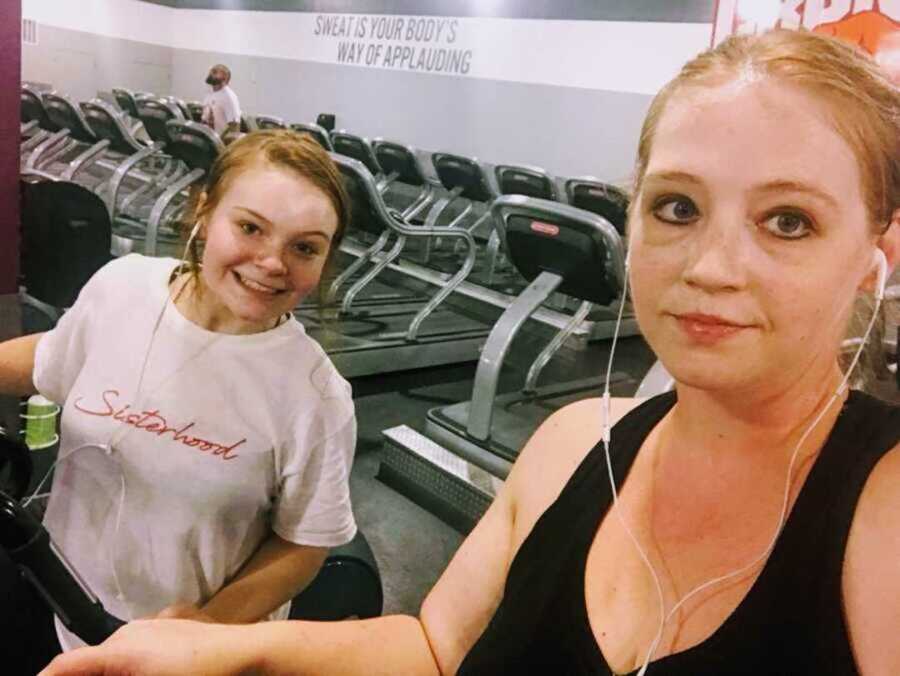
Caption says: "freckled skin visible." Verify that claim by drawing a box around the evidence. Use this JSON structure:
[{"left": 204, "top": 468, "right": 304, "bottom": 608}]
[
  {"left": 629, "top": 80, "right": 875, "bottom": 397},
  {"left": 180, "top": 162, "right": 339, "bottom": 335}
]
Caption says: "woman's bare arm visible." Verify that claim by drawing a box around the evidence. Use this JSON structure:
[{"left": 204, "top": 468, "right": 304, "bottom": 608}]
[{"left": 0, "top": 333, "right": 42, "bottom": 396}]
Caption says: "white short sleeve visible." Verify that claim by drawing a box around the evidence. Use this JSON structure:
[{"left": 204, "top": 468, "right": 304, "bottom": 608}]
[
  {"left": 32, "top": 258, "right": 116, "bottom": 404},
  {"left": 221, "top": 88, "right": 241, "bottom": 125},
  {"left": 272, "top": 402, "right": 357, "bottom": 548}
]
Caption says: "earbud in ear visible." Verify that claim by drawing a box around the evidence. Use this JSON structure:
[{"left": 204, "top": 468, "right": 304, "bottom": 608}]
[{"left": 872, "top": 248, "right": 888, "bottom": 301}]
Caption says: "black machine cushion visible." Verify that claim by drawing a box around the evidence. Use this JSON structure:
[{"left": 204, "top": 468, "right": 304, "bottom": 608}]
[
  {"left": 569, "top": 183, "right": 629, "bottom": 235},
  {"left": 497, "top": 168, "right": 554, "bottom": 200},
  {"left": 288, "top": 531, "right": 382, "bottom": 621},
  {"left": 316, "top": 113, "right": 336, "bottom": 132},
  {"left": 433, "top": 154, "right": 493, "bottom": 203},
  {"left": 20, "top": 179, "right": 113, "bottom": 310},
  {"left": 374, "top": 143, "right": 424, "bottom": 186},
  {"left": 339, "top": 163, "right": 389, "bottom": 237},
  {"left": 167, "top": 131, "right": 217, "bottom": 172},
  {"left": 504, "top": 214, "right": 619, "bottom": 306},
  {"left": 21, "top": 90, "right": 53, "bottom": 130},
  {"left": 334, "top": 137, "right": 381, "bottom": 177}
]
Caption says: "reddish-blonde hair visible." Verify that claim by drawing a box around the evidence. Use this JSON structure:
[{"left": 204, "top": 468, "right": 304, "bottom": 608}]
[
  {"left": 633, "top": 29, "right": 900, "bottom": 230},
  {"left": 181, "top": 129, "right": 350, "bottom": 299}
]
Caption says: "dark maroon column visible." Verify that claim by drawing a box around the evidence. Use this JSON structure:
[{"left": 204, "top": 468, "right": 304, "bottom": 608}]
[
  {"left": 0, "top": 1, "right": 20, "bottom": 295},
  {"left": 0, "top": 0, "right": 22, "bottom": 434}
]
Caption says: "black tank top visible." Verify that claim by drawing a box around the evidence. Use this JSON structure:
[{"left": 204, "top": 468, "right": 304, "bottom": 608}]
[{"left": 457, "top": 390, "right": 900, "bottom": 675}]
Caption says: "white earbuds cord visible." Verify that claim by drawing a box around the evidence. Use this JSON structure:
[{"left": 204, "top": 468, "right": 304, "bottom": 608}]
[
  {"left": 602, "top": 248, "right": 886, "bottom": 675},
  {"left": 26, "top": 225, "right": 205, "bottom": 619}
]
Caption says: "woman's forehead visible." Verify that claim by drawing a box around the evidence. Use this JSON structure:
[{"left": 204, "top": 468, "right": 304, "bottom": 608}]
[{"left": 645, "top": 79, "right": 865, "bottom": 205}]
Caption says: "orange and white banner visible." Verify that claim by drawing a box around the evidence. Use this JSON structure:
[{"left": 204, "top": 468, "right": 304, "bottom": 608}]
[{"left": 713, "top": 0, "right": 900, "bottom": 81}]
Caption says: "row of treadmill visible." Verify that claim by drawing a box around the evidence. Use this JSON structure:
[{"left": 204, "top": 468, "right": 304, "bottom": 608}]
[{"left": 19, "top": 80, "right": 667, "bottom": 532}]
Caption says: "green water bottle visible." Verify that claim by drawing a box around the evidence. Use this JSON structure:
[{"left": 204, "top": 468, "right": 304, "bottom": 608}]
[{"left": 22, "top": 394, "right": 60, "bottom": 450}]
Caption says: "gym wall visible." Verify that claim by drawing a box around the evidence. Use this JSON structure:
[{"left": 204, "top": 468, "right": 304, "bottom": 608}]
[{"left": 21, "top": 0, "right": 714, "bottom": 183}]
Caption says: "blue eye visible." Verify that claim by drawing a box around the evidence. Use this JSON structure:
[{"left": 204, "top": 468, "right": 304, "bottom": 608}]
[
  {"left": 761, "top": 211, "right": 812, "bottom": 239},
  {"left": 652, "top": 196, "right": 699, "bottom": 224}
]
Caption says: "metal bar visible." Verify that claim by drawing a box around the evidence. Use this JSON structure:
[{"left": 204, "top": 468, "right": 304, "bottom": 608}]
[
  {"left": 376, "top": 170, "right": 399, "bottom": 193},
  {"left": 106, "top": 142, "right": 164, "bottom": 221},
  {"left": 466, "top": 271, "right": 563, "bottom": 441},
  {"left": 60, "top": 139, "right": 111, "bottom": 181},
  {"left": 119, "top": 161, "right": 184, "bottom": 215},
  {"left": 406, "top": 229, "right": 476, "bottom": 340},
  {"left": 341, "top": 234, "right": 406, "bottom": 314},
  {"left": 523, "top": 300, "right": 593, "bottom": 393},
  {"left": 401, "top": 184, "right": 434, "bottom": 221},
  {"left": 25, "top": 129, "right": 71, "bottom": 171},
  {"left": 326, "top": 231, "right": 390, "bottom": 304},
  {"left": 145, "top": 168, "right": 204, "bottom": 256},
  {"left": 421, "top": 186, "right": 462, "bottom": 263},
  {"left": 21, "top": 129, "right": 50, "bottom": 154}
]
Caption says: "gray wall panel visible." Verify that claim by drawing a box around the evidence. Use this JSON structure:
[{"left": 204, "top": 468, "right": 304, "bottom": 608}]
[
  {"left": 172, "top": 49, "right": 649, "bottom": 182},
  {"left": 24, "top": 25, "right": 648, "bottom": 183},
  {"left": 22, "top": 25, "right": 172, "bottom": 103}
]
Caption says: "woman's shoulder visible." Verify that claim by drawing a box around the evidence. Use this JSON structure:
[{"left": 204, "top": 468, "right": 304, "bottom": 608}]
[
  {"left": 506, "top": 397, "right": 646, "bottom": 531},
  {"left": 67, "top": 254, "right": 172, "bottom": 309},
  {"left": 279, "top": 324, "right": 351, "bottom": 395},
  {"left": 842, "top": 441, "right": 900, "bottom": 674}
]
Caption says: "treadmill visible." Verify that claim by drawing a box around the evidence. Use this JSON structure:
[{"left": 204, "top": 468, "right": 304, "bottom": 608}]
[
  {"left": 294, "top": 155, "right": 497, "bottom": 378},
  {"left": 379, "top": 196, "right": 655, "bottom": 531}
]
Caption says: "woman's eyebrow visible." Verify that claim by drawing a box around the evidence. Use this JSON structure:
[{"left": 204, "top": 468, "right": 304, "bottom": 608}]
[{"left": 752, "top": 180, "right": 839, "bottom": 209}]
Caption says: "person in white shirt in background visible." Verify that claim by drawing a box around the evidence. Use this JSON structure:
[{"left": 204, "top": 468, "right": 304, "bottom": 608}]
[{"left": 202, "top": 64, "right": 242, "bottom": 138}]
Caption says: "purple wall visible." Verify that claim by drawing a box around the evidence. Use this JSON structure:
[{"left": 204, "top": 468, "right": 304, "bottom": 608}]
[{"left": 0, "top": 1, "right": 21, "bottom": 294}]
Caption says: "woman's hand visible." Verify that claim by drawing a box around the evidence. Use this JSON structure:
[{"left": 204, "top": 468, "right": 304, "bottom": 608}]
[{"left": 38, "top": 619, "right": 258, "bottom": 676}]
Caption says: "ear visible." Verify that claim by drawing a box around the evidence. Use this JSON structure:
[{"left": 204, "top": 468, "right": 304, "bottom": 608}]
[
  {"left": 877, "top": 208, "right": 900, "bottom": 274},
  {"left": 863, "top": 209, "right": 900, "bottom": 294}
]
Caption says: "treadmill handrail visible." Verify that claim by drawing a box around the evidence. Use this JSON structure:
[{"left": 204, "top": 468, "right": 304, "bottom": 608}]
[
  {"left": 60, "top": 138, "right": 111, "bottom": 182},
  {"left": 145, "top": 167, "right": 206, "bottom": 255},
  {"left": 106, "top": 141, "right": 166, "bottom": 222},
  {"left": 330, "top": 154, "right": 478, "bottom": 241},
  {"left": 25, "top": 128, "right": 72, "bottom": 172},
  {"left": 466, "top": 271, "right": 564, "bottom": 441},
  {"left": 330, "top": 154, "right": 478, "bottom": 338}
]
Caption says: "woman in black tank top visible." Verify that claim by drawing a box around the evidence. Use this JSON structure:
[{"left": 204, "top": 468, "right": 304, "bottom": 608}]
[{"left": 40, "top": 29, "right": 900, "bottom": 676}]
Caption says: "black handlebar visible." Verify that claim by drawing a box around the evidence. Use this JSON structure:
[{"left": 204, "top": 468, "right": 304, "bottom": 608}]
[{"left": 0, "top": 432, "right": 125, "bottom": 645}]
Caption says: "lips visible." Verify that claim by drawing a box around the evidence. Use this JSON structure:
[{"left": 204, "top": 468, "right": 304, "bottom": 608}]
[
  {"left": 675, "top": 313, "right": 749, "bottom": 328},
  {"left": 232, "top": 271, "right": 287, "bottom": 296},
  {"left": 671, "top": 312, "right": 753, "bottom": 343}
]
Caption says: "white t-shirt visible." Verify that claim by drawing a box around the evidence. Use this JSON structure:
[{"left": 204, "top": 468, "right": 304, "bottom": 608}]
[
  {"left": 201, "top": 85, "right": 241, "bottom": 135},
  {"left": 33, "top": 254, "right": 356, "bottom": 651}
]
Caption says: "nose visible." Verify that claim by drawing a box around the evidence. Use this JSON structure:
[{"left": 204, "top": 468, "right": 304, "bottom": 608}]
[
  {"left": 254, "top": 242, "right": 288, "bottom": 276},
  {"left": 681, "top": 212, "right": 748, "bottom": 293}
]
